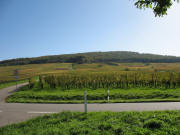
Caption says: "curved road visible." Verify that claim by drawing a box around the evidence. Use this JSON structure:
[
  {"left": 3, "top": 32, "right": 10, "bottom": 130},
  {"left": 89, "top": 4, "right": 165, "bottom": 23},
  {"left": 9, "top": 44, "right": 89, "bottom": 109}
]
[{"left": 1, "top": 84, "right": 180, "bottom": 127}]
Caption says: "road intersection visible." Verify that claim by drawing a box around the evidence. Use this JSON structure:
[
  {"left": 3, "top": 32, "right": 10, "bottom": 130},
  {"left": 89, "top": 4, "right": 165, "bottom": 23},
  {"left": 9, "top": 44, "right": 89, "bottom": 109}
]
[{"left": 1, "top": 83, "right": 180, "bottom": 127}]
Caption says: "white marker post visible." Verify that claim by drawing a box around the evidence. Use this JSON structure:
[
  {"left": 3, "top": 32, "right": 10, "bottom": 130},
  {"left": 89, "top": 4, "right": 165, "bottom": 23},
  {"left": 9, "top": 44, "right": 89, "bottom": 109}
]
[
  {"left": 14, "top": 69, "right": 19, "bottom": 91},
  {"left": 107, "top": 89, "right": 109, "bottom": 102},
  {"left": 84, "top": 91, "right": 87, "bottom": 113}
]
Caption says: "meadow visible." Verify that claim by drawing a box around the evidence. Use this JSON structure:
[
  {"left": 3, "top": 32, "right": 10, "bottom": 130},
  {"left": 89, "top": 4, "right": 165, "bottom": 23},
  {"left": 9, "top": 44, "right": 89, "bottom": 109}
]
[{"left": 1, "top": 111, "right": 180, "bottom": 135}]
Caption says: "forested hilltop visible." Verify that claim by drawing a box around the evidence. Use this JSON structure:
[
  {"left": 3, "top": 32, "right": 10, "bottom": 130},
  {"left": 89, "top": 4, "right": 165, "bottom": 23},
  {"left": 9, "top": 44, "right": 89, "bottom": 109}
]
[{"left": 1, "top": 51, "right": 180, "bottom": 66}]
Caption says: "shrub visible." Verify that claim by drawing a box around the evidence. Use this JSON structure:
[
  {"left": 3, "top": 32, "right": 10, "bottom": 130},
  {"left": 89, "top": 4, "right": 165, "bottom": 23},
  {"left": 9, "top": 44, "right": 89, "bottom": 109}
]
[
  {"left": 124, "top": 68, "right": 130, "bottom": 71},
  {"left": 144, "top": 119, "right": 164, "bottom": 129},
  {"left": 39, "top": 75, "right": 44, "bottom": 89},
  {"left": 113, "top": 125, "right": 123, "bottom": 134},
  {"left": 98, "top": 123, "right": 112, "bottom": 131},
  {"left": 29, "top": 78, "right": 35, "bottom": 89}
]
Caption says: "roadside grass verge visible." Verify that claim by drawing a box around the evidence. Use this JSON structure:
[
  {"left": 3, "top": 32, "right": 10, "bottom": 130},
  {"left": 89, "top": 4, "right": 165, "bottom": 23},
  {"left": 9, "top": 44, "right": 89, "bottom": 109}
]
[
  {"left": 1, "top": 111, "right": 180, "bottom": 135},
  {"left": 7, "top": 85, "right": 180, "bottom": 103},
  {"left": 0, "top": 80, "right": 28, "bottom": 90}
]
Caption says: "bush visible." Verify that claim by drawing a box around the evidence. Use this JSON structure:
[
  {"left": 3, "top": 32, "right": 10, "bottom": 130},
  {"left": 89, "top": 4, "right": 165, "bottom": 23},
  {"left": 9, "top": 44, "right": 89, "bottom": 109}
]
[
  {"left": 39, "top": 75, "right": 44, "bottom": 89},
  {"left": 124, "top": 68, "right": 130, "bottom": 71},
  {"left": 144, "top": 119, "right": 164, "bottom": 129},
  {"left": 113, "top": 126, "right": 123, "bottom": 134},
  {"left": 105, "top": 62, "right": 118, "bottom": 66},
  {"left": 29, "top": 78, "right": 35, "bottom": 89},
  {"left": 98, "top": 123, "right": 112, "bottom": 130}
]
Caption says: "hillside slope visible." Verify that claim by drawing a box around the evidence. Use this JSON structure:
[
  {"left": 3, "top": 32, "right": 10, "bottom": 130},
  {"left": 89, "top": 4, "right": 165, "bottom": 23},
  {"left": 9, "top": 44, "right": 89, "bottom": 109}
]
[{"left": 1, "top": 51, "right": 180, "bottom": 66}]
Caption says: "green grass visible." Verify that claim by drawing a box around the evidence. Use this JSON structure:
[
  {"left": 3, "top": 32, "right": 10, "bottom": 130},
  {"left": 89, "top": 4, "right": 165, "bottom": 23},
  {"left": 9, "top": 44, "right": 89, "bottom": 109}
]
[
  {"left": 0, "top": 80, "right": 28, "bottom": 90},
  {"left": 1, "top": 111, "right": 180, "bottom": 135},
  {"left": 7, "top": 85, "right": 180, "bottom": 103}
]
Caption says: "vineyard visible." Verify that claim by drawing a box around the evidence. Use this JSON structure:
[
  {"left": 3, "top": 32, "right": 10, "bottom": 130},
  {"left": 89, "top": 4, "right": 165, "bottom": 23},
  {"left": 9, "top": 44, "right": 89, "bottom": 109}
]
[
  {"left": 2, "top": 62, "right": 180, "bottom": 84},
  {"left": 8, "top": 71, "right": 180, "bottom": 103},
  {"left": 41, "top": 71, "right": 180, "bottom": 90}
]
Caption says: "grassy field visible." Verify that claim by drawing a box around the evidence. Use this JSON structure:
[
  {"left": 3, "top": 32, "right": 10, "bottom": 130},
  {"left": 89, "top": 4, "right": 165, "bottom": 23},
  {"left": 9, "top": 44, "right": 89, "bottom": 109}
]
[
  {"left": 1, "top": 62, "right": 180, "bottom": 83},
  {"left": 7, "top": 85, "right": 180, "bottom": 103},
  {"left": 1, "top": 111, "right": 180, "bottom": 135},
  {"left": 0, "top": 63, "right": 71, "bottom": 83},
  {"left": 0, "top": 80, "right": 28, "bottom": 90}
]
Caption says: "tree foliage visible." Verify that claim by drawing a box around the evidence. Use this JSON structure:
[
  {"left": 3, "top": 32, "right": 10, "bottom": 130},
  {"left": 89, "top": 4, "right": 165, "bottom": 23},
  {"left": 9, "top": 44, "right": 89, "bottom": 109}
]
[{"left": 135, "top": 0, "right": 179, "bottom": 17}]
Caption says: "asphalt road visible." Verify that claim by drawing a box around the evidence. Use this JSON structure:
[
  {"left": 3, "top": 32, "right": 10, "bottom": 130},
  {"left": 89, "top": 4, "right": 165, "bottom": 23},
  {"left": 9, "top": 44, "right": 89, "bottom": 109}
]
[{"left": 1, "top": 84, "right": 180, "bottom": 127}]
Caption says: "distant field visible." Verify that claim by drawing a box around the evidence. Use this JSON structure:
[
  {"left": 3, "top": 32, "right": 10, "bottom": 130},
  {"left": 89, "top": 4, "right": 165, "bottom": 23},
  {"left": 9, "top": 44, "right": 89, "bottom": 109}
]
[
  {"left": 1, "top": 111, "right": 180, "bottom": 135},
  {"left": 1, "top": 62, "right": 180, "bottom": 83},
  {"left": 7, "top": 85, "right": 180, "bottom": 103},
  {"left": 74, "top": 63, "right": 180, "bottom": 72},
  {"left": 0, "top": 63, "right": 71, "bottom": 83}
]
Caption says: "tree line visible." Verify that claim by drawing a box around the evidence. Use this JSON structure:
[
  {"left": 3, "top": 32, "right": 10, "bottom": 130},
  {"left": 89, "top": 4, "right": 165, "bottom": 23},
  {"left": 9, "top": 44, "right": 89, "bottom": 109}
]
[{"left": 1, "top": 51, "right": 180, "bottom": 66}]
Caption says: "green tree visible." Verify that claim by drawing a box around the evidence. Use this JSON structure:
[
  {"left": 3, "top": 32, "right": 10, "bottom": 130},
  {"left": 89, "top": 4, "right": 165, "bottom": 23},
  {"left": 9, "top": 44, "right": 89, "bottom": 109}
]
[{"left": 135, "top": 0, "right": 179, "bottom": 17}]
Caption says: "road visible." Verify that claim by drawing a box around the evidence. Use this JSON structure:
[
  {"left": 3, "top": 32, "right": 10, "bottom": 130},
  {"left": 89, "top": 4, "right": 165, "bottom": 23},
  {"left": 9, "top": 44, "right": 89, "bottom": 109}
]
[{"left": 1, "top": 84, "right": 180, "bottom": 127}]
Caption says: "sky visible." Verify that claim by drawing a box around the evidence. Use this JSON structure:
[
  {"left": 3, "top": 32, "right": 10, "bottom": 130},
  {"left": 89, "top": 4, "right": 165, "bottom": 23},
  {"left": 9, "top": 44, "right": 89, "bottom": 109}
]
[{"left": 0, "top": 0, "right": 180, "bottom": 61}]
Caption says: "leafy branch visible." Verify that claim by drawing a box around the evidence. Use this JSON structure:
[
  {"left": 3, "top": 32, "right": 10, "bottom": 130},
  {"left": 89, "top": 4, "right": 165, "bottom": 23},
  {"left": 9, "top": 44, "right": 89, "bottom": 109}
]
[{"left": 135, "top": 0, "right": 179, "bottom": 17}]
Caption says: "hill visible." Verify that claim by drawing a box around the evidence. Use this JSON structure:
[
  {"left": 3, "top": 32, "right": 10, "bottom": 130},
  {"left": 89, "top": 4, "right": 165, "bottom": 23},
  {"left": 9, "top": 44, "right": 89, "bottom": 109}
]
[{"left": 1, "top": 51, "right": 180, "bottom": 66}]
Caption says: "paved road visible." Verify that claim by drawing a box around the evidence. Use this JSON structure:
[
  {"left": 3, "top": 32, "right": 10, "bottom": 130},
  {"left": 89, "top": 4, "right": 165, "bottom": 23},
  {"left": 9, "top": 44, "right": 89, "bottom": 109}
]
[{"left": 1, "top": 84, "right": 180, "bottom": 127}]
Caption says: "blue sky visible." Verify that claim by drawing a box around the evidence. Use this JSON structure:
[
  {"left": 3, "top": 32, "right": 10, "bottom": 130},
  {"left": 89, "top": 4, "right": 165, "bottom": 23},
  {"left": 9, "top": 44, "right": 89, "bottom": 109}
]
[{"left": 0, "top": 0, "right": 180, "bottom": 61}]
